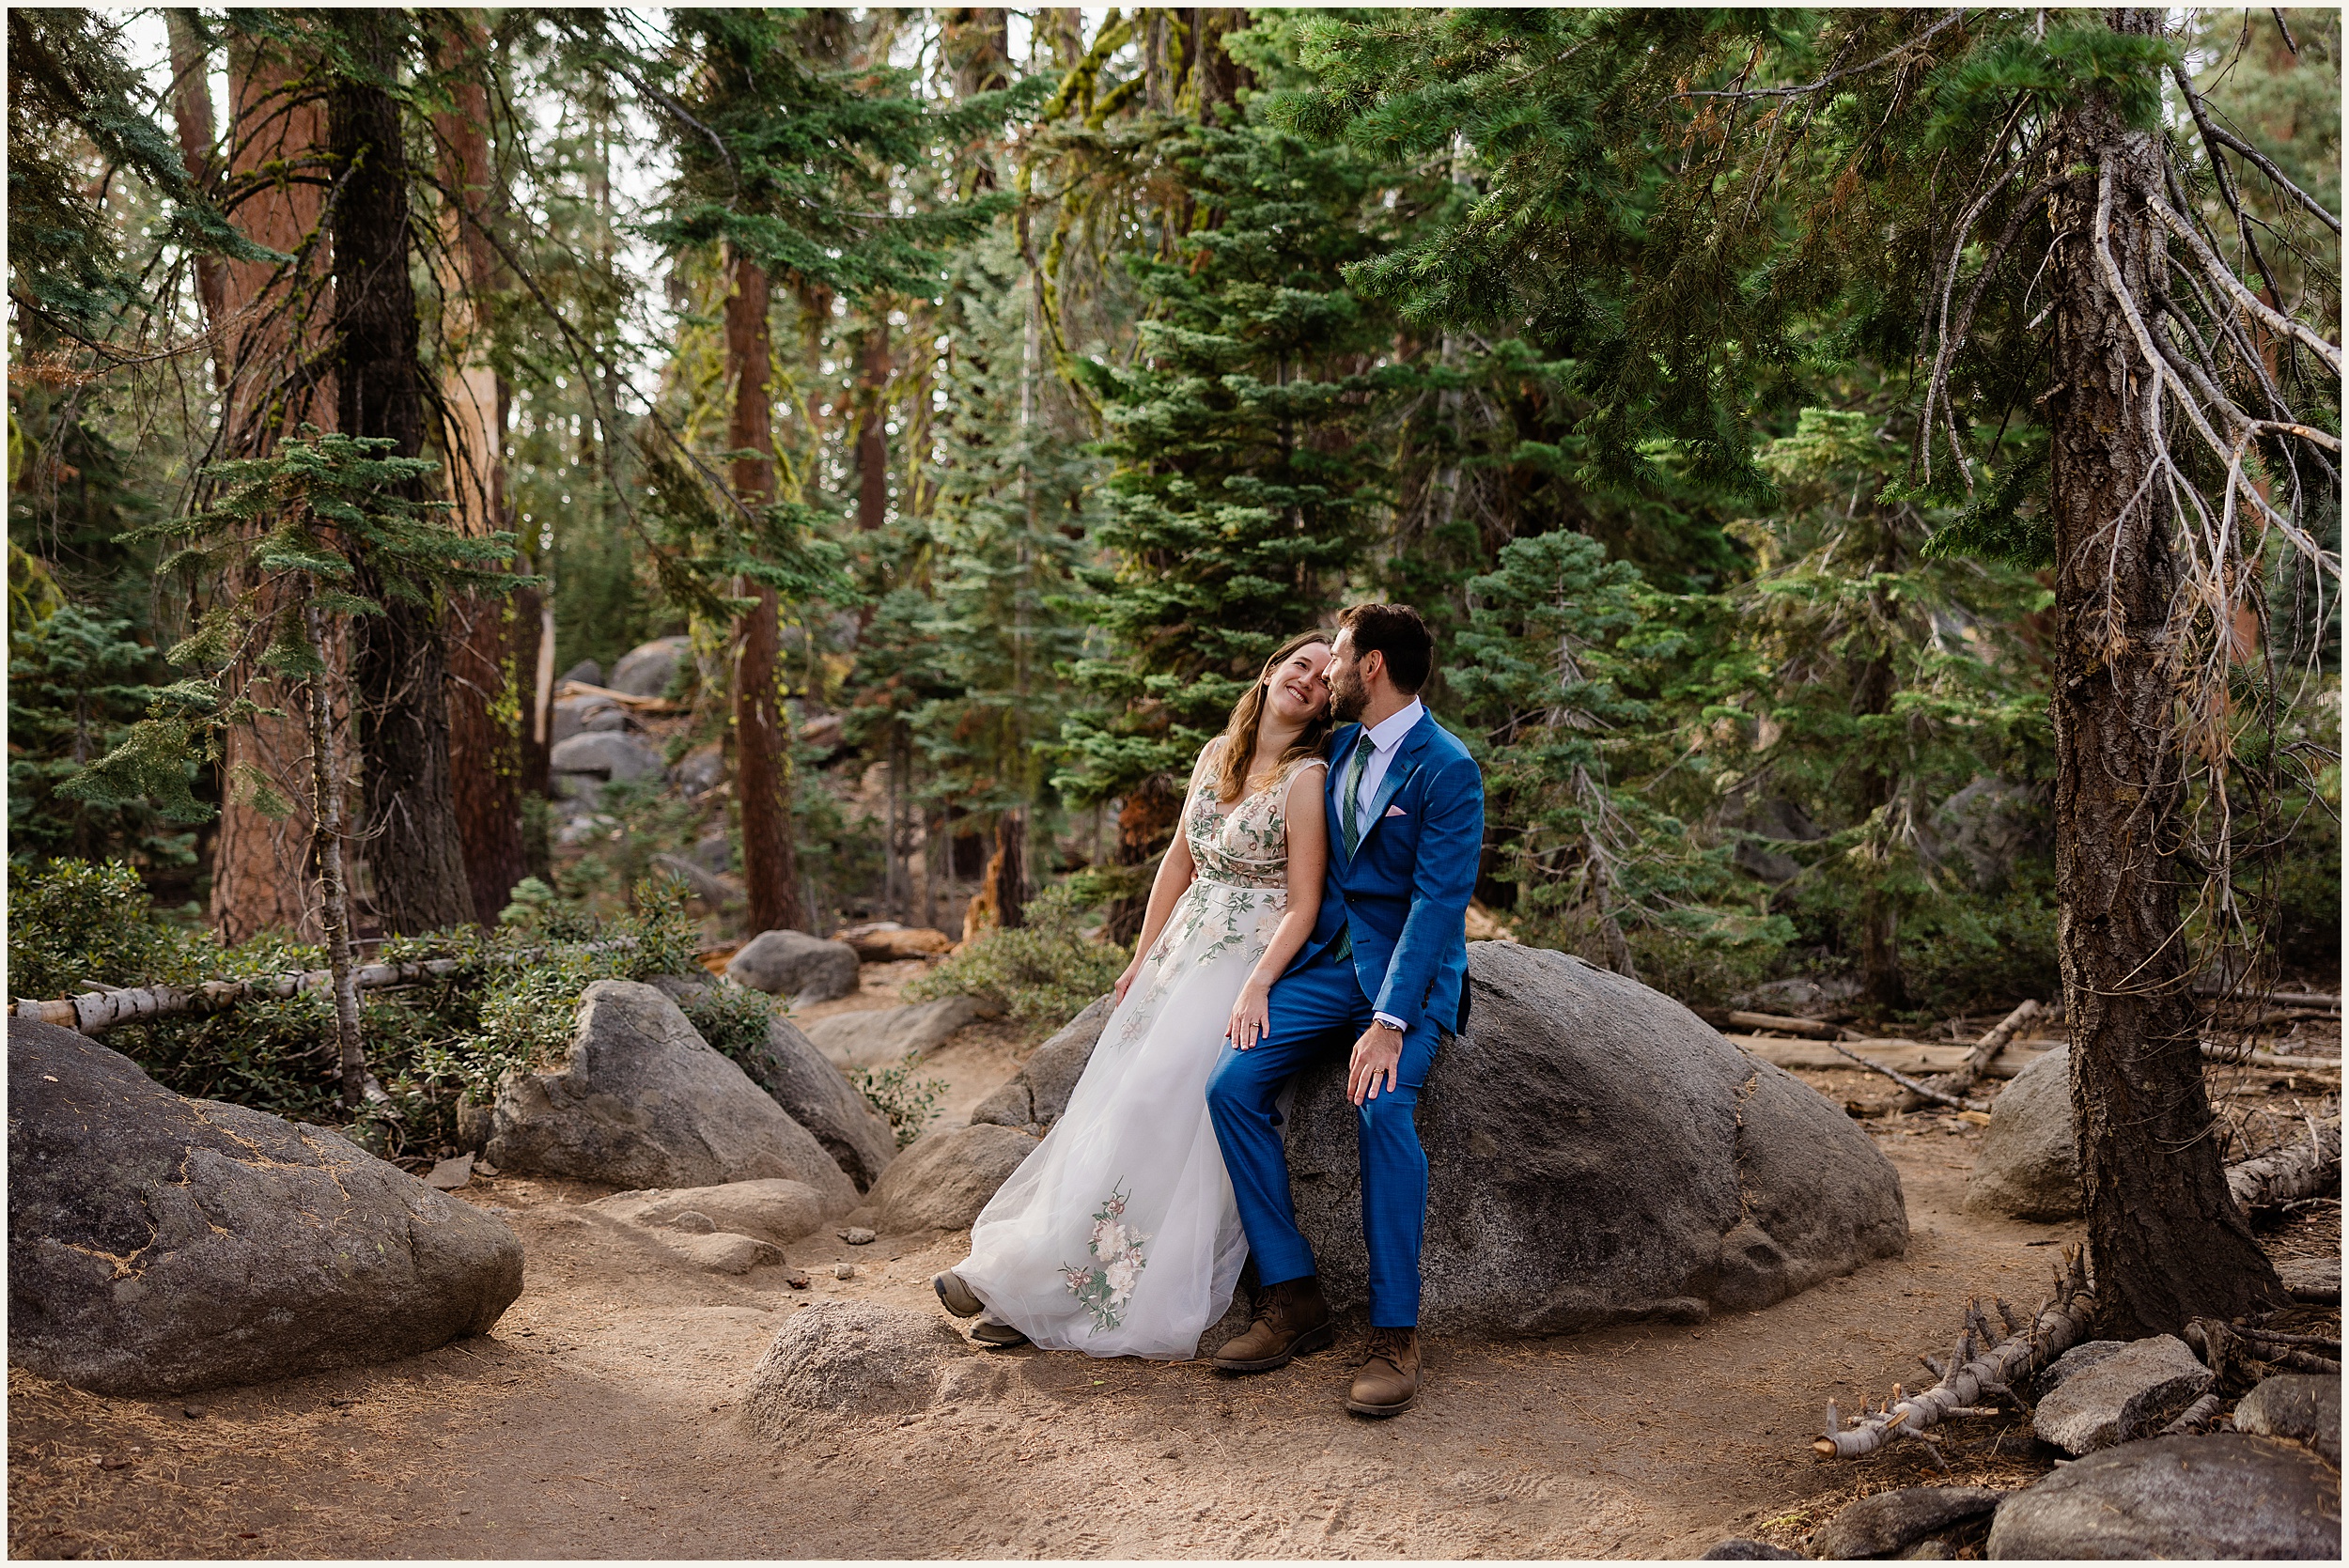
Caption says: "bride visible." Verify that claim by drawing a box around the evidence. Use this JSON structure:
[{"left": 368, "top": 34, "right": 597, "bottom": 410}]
[{"left": 931, "top": 630, "right": 1334, "bottom": 1358}]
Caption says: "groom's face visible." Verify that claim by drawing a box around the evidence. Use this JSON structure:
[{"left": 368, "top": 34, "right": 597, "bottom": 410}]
[{"left": 1329, "top": 629, "right": 1372, "bottom": 722}]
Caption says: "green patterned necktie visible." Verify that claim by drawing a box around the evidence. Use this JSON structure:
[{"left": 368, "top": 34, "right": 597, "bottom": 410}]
[{"left": 1340, "top": 731, "right": 1374, "bottom": 856}]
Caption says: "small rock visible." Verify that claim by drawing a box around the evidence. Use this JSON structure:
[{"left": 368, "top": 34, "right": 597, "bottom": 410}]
[
  {"left": 2032, "top": 1339, "right": 2127, "bottom": 1399},
  {"left": 833, "top": 1263, "right": 855, "bottom": 1281},
  {"left": 786, "top": 1272, "right": 811, "bottom": 1290},
  {"left": 557, "top": 659, "right": 602, "bottom": 688},
  {"left": 838, "top": 1227, "right": 876, "bottom": 1245},
  {"left": 741, "top": 1301, "right": 963, "bottom": 1434},
  {"left": 868, "top": 1123, "right": 1038, "bottom": 1233},
  {"left": 968, "top": 996, "right": 1116, "bottom": 1131},
  {"left": 2232, "top": 1374, "right": 2341, "bottom": 1467},
  {"left": 607, "top": 635, "right": 690, "bottom": 698},
  {"left": 1811, "top": 1486, "right": 2000, "bottom": 1560},
  {"left": 181, "top": 1405, "right": 205, "bottom": 1420},
  {"left": 801, "top": 997, "right": 978, "bottom": 1070},
  {"left": 1698, "top": 1542, "right": 1803, "bottom": 1561},
  {"left": 423, "top": 1153, "right": 474, "bottom": 1190},
  {"left": 667, "top": 1232, "right": 779, "bottom": 1275},
  {"left": 726, "top": 930, "right": 862, "bottom": 1005},
  {"left": 548, "top": 730, "right": 664, "bottom": 788},
  {"left": 1985, "top": 1433, "right": 2338, "bottom": 1559},
  {"left": 2031, "top": 1333, "right": 2213, "bottom": 1454},
  {"left": 1964, "top": 1044, "right": 2079, "bottom": 1221},
  {"left": 583, "top": 1179, "right": 826, "bottom": 1245}
]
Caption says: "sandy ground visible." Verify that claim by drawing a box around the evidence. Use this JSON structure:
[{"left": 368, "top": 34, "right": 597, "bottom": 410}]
[{"left": 9, "top": 1011, "right": 2337, "bottom": 1560}]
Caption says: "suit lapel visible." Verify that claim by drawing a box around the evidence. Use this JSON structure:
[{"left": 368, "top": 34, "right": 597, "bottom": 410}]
[{"left": 1358, "top": 715, "right": 1433, "bottom": 853}]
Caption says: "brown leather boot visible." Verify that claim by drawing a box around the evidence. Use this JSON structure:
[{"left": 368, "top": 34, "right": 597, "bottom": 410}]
[
  {"left": 1210, "top": 1277, "right": 1334, "bottom": 1372},
  {"left": 1346, "top": 1327, "right": 1420, "bottom": 1416}
]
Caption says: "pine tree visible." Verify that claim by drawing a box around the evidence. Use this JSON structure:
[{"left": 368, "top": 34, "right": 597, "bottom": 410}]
[
  {"left": 1289, "top": 7, "right": 2341, "bottom": 1332},
  {"left": 1057, "top": 112, "right": 1392, "bottom": 919}
]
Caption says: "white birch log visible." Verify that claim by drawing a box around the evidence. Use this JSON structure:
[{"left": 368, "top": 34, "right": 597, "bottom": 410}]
[{"left": 1813, "top": 1246, "right": 2097, "bottom": 1459}]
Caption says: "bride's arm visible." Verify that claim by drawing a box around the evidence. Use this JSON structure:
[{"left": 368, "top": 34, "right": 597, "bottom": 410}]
[
  {"left": 1227, "top": 765, "right": 1328, "bottom": 1050},
  {"left": 1112, "top": 816, "right": 1198, "bottom": 1004}
]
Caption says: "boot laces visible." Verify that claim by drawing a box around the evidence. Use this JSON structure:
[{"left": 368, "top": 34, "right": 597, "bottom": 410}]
[{"left": 1365, "top": 1327, "right": 1413, "bottom": 1367}]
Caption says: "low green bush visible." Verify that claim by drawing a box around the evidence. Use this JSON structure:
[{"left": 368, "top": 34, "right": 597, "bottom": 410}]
[
  {"left": 904, "top": 883, "right": 1129, "bottom": 1032},
  {"left": 851, "top": 1060, "right": 949, "bottom": 1148}
]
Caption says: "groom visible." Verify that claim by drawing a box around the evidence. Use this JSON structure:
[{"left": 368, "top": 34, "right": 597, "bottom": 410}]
[{"left": 1205, "top": 603, "right": 1483, "bottom": 1417}]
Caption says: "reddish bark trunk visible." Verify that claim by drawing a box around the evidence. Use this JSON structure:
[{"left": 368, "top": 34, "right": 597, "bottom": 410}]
[
  {"left": 205, "top": 30, "right": 340, "bottom": 944},
  {"left": 727, "top": 248, "right": 801, "bottom": 934},
  {"left": 432, "top": 14, "right": 526, "bottom": 924}
]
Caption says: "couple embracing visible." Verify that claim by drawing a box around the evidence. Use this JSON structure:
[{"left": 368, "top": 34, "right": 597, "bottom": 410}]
[{"left": 932, "top": 603, "right": 1484, "bottom": 1418}]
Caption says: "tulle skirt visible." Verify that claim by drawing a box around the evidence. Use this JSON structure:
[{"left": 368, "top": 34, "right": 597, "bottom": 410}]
[{"left": 954, "top": 877, "right": 1281, "bottom": 1359}]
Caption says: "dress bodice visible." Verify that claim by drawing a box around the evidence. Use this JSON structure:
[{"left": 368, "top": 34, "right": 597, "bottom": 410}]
[{"left": 1183, "top": 740, "right": 1325, "bottom": 891}]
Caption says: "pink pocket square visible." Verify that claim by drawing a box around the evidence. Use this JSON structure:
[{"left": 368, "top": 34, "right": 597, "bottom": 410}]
[{"left": 1383, "top": 805, "right": 1408, "bottom": 817}]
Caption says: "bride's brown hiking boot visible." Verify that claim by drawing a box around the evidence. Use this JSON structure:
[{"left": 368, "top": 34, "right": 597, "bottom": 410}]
[
  {"left": 1346, "top": 1327, "right": 1420, "bottom": 1416},
  {"left": 1211, "top": 1277, "right": 1333, "bottom": 1372}
]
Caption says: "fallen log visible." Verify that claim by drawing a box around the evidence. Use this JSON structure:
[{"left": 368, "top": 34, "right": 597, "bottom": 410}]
[
  {"left": 1814, "top": 1245, "right": 2098, "bottom": 1460},
  {"left": 2224, "top": 1117, "right": 2342, "bottom": 1211},
  {"left": 1901, "top": 999, "right": 2041, "bottom": 1110},
  {"left": 1726, "top": 1010, "right": 1843, "bottom": 1038},
  {"left": 8, "top": 938, "right": 643, "bottom": 1036},
  {"left": 1732, "top": 1036, "right": 2051, "bottom": 1079},
  {"left": 2159, "top": 1391, "right": 2226, "bottom": 1436},
  {"left": 2201, "top": 1043, "right": 2343, "bottom": 1074},
  {"left": 1822, "top": 1039, "right": 1988, "bottom": 1111}
]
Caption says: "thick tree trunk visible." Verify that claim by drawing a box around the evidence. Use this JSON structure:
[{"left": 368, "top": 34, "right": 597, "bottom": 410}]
[
  {"left": 331, "top": 16, "right": 476, "bottom": 938},
  {"left": 855, "top": 320, "right": 891, "bottom": 534},
  {"left": 163, "top": 11, "right": 228, "bottom": 376},
  {"left": 726, "top": 247, "right": 802, "bottom": 934},
  {"left": 2046, "top": 13, "right": 2281, "bottom": 1336},
  {"left": 432, "top": 15, "right": 526, "bottom": 924},
  {"left": 205, "top": 30, "right": 341, "bottom": 944}
]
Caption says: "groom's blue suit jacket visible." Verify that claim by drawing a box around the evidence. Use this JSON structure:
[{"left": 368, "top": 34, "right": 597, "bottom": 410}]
[{"left": 1286, "top": 709, "right": 1485, "bottom": 1035}]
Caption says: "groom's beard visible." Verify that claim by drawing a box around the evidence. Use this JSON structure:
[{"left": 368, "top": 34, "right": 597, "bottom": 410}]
[{"left": 1330, "top": 666, "right": 1369, "bottom": 722}]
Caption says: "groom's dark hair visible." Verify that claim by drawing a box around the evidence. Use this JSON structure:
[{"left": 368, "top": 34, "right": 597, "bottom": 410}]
[{"left": 1339, "top": 602, "right": 1434, "bottom": 693}]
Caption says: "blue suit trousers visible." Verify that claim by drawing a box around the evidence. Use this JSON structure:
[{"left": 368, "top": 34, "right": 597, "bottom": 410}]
[{"left": 1205, "top": 946, "right": 1436, "bottom": 1327}]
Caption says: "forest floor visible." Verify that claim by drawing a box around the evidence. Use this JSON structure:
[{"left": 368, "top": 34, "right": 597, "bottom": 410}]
[{"left": 8, "top": 974, "right": 2338, "bottom": 1562}]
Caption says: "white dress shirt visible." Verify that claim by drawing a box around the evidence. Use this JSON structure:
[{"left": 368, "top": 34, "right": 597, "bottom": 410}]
[
  {"left": 1341, "top": 697, "right": 1425, "bottom": 1036},
  {"left": 1346, "top": 697, "right": 1424, "bottom": 828}
]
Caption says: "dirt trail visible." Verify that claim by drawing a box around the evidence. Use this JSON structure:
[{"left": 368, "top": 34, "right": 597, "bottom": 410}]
[{"left": 10, "top": 1025, "right": 2335, "bottom": 1560}]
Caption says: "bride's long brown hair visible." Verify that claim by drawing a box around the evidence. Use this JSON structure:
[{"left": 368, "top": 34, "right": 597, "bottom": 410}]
[{"left": 1215, "top": 630, "right": 1334, "bottom": 804}]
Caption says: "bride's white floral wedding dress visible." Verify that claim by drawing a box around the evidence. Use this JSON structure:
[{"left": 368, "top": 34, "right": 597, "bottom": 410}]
[{"left": 953, "top": 743, "right": 1325, "bottom": 1358}]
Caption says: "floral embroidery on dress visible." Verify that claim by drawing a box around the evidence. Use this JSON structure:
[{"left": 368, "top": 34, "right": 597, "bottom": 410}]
[{"left": 1061, "top": 1183, "right": 1150, "bottom": 1331}]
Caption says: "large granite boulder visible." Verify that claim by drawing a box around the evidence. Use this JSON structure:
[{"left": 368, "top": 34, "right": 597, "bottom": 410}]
[
  {"left": 869, "top": 1123, "right": 1039, "bottom": 1232},
  {"left": 743, "top": 1302, "right": 964, "bottom": 1435},
  {"left": 1985, "top": 1434, "right": 2339, "bottom": 1559},
  {"left": 802, "top": 997, "right": 977, "bottom": 1070},
  {"left": 608, "top": 634, "right": 691, "bottom": 698},
  {"left": 971, "top": 943, "right": 1907, "bottom": 1333},
  {"left": 739, "top": 1015, "right": 897, "bottom": 1191},
  {"left": 484, "top": 981, "right": 857, "bottom": 1213},
  {"left": 8, "top": 1020, "right": 522, "bottom": 1396},
  {"left": 1288, "top": 943, "right": 1906, "bottom": 1331},
  {"left": 1965, "top": 1044, "right": 2079, "bottom": 1221},
  {"left": 968, "top": 996, "right": 1115, "bottom": 1131},
  {"left": 726, "top": 929, "right": 861, "bottom": 1005}
]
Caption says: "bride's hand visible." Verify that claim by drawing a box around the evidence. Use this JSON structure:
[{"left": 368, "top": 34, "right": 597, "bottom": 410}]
[
  {"left": 1112, "top": 955, "right": 1145, "bottom": 1006},
  {"left": 1227, "top": 977, "right": 1272, "bottom": 1050}
]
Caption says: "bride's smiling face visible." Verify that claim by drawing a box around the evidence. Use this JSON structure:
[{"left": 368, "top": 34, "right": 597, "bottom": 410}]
[{"left": 1264, "top": 642, "right": 1332, "bottom": 726}]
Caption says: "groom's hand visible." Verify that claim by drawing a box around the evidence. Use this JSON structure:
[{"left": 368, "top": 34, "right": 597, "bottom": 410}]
[{"left": 1347, "top": 1020, "right": 1404, "bottom": 1105}]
